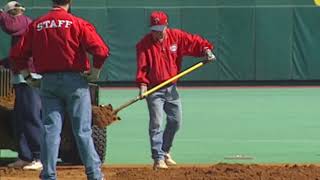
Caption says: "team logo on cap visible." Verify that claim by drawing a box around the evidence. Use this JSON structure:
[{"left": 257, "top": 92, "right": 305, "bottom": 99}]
[
  {"left": 170, "top": 44, "right": 177, "bottom": 52},
  {"left": 154, "top": 18, "right": 160, "bottom": 24}
]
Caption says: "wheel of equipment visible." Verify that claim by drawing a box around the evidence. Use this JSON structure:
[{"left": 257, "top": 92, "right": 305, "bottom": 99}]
[{"left": 59, "top": 121, "right": 107, "bottom": 164}]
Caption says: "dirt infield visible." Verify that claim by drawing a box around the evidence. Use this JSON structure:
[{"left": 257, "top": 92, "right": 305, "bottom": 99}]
[{"left": 1, "top": 163, "right": 320, "bottom": 180}]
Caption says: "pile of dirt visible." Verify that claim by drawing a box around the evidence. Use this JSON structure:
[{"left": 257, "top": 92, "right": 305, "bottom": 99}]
[
  {"left": 0, "top": 94, "right": 120, "bottom": 127},
  {"left": 92, "top": 104, "right": 120, "bottom": 127},
  {"left": 1, "top": 163, "right": 320, "bottom": 180},
  {"left": 0, "top": 94, "right": 14, "bottom": 111}
]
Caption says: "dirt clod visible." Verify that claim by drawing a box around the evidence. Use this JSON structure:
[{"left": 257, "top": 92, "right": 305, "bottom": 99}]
[
  {"left": 0, "top": 94, "right": 14, "bottom": 110},
  {"left": 92, "top": 104, "right": 120, "bottom": 127}
]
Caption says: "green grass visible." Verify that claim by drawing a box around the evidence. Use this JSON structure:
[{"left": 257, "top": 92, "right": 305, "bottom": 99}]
[{"left": 100, "top": 87, "right": 320, "bottom": 164}]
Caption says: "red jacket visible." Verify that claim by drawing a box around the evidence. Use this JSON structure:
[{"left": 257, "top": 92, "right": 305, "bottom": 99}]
[
  {"left": 0, "top": 12, "right": 32, "bottom": 37},
  {"left": 136, "top": 28, "right": 214, "bottom": 87},
  {"left": 10, "top": 8, "right": 109, "bottom": 73}
]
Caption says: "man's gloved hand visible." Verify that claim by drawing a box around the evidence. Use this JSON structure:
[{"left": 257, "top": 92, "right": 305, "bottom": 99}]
[
  {"left": 21, "top": 69, "right": 30, "bottom": 78},
  {"left": 204, "top": 49, "right": 216, "bottom": 62},
  {"left": 84, "top": 67, "right": 101, "bottom": 82},
  {"left": 24, "top": 74, "right": 41, "bottom": 88},
  {"left": 139, "top": 85, "right": 148, "bottom": 99}
]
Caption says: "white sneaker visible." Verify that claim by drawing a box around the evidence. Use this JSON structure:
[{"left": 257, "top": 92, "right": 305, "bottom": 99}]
[
  {"left": 7, "top": 159, "right": 31, "bottom": 168},
  {"left": 164, "top": 153, "right": 177, "bottom": 166},
  {"left": 153, "top": 160, "right": 168, "bottom": 170},
  {"left": 23, "top": 160, "right": 43, "bottom": 171}
]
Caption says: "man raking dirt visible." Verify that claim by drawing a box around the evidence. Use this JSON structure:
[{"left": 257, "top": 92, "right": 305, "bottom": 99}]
[{"left": 92, "top": 10, "right": 216, "bottom": 171}]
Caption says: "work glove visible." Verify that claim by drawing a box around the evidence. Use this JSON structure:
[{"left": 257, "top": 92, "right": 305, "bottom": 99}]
[
  {"left": 21, "top": 69, "right": 42, "bottom": 88},
  {"left": 25, "top": 76, "right": 41, "bottom": 88},
  {"left": 139, "top": 85, "right": 148, "bottom": 99},
  {"left": 204, "top": 49, "right": 216, "bottom": 62},
  {"left": 23, "top": 73, "right": 42, "bottom": 88},
  {"left": 21, "top": 69, "right": 38, "bottom": 87},
  {"left": 83, "top": 67, "right": 101, "bottom": 82}
]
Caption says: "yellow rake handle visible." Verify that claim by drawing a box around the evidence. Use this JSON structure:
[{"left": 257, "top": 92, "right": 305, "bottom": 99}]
[
  {"left": 113, "top": 60, "right": 210, "bottom": 114},
  {"left": 142, "top": 61, "right": 207, "bottom": 97}
]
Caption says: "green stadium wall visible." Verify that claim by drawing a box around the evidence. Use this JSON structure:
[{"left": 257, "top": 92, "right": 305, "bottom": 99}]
[{"left": 1, "top": 0, "right": 320, "bottom": 82}]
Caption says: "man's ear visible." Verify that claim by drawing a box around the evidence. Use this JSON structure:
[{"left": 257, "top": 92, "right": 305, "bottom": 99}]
[{"left": 68, "top": 6, "right": 71, "bottom": 13}]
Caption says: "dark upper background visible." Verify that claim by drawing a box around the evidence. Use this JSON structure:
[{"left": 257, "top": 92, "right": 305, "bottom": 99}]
[{"left": 1, "top": 0, "right": 320, "bottom": 83}]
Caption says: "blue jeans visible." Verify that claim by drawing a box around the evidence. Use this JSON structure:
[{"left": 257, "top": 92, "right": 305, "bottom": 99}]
[
  {"left": 146, "top": 84, "right": 182, "bottom": 161},
  {"left": 39, "top": 72, "right": 103, "bottom": 180}
]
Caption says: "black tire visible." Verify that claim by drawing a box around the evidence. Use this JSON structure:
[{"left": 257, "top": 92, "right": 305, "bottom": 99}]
[
  {"left": 92, "top": 125, "right": 107, "bottom": 163},
  {"left": 59, "top": 121, "right": 107, "bottom": 164}
]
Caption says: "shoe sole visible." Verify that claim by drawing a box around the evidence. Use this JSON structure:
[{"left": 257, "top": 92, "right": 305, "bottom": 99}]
[
  {"left": 23, "top": 167, "right": 43, "bottom": 171},
  {"left": 165, "top": 160, "right": 177, "bottom": 166}
]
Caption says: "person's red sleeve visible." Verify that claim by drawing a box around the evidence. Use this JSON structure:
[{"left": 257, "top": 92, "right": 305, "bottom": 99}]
[
  {"left": 9, "top": 25, "right": 33, "bottom": 73},
  {"left": 80, "top": 20, "right": 110, "bottom": 69},
  {"left": 135, "top": 43, "right": 149, "bottom": 86},
  {"left": 177, "top": 29, "right": 214, "bottom": 57}
]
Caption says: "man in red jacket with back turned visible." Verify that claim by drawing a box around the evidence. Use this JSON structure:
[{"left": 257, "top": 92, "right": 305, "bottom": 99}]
[
  {"left": 136, "top": 11, "right": 216, "bottom": 170},
  {"left": 10, "top": 0, "right": 109, "bottom": 179}
]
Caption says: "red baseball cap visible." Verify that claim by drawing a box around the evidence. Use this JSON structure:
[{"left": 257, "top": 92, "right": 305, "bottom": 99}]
[{"left": 150, "top": 11, "right": 168, "bottom": 31}]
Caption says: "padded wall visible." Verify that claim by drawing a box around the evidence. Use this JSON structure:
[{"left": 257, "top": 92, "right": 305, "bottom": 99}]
[{"left": 1, "top": 0, "right": 319, "bottom": 81}]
